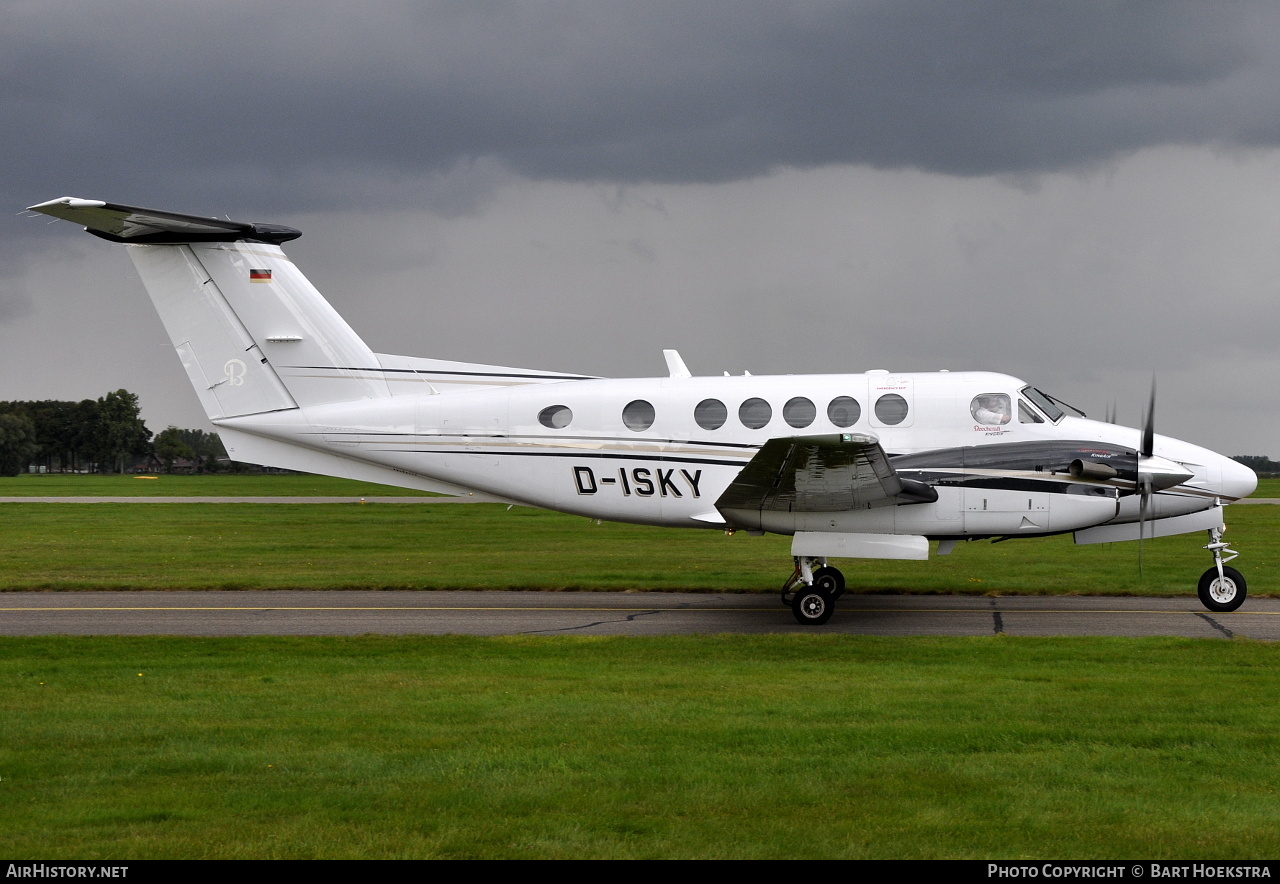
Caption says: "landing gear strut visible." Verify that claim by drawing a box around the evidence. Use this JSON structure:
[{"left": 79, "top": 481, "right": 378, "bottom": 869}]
[
  {"left": 782, "top": 556, "right": 845, "bottom": 626},
  {"left": 1198, "top": 525, "right": 1246, "bottom": 613}
]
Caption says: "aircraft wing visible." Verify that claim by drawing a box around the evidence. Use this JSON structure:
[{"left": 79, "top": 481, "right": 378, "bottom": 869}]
[
  {"left": 27, "top": 197, "right": 301, "bottom": 245},
  {"left": 715, "top": 433, "right": 937, "bottom": 521}
]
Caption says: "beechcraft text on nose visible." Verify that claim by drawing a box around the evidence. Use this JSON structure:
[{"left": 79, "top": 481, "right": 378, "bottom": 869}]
[{"left": 573, "top": 466, "right": 703, "bottom": 497}]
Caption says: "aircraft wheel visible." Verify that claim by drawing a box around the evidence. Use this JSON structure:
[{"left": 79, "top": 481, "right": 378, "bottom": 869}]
[
  {"left": 1198, "top": 567, "right": 1247, "bottom": 613},
  {"left": 792, "top": 587, "right": 834, "bottom": 626},
  {"left": 812, "top": 566, "right": 845, "bottom": 599}
]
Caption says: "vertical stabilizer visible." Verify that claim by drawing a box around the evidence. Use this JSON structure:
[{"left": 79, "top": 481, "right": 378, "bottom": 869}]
[
  {"left": 127, "top": 244, "right": 298, "bottom": 420},
  {"left": 130, "top": 240, "right": 390, "bottom": 418},
  {"left": 27, "top": 197, "right": 391, "bottom": 421}
]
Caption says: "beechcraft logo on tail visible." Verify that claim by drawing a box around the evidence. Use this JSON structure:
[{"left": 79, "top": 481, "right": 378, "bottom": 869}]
[
  {"left": 249, "top": 268, "right": 272, "bottom": 282},
  {"left": 223, "top": 359, "right": 247, "bottom": 386}
]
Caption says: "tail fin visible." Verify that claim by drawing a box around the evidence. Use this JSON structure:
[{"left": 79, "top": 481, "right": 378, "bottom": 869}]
[{"left": 28, "top": 197, "right": 388, "bottom": 420}]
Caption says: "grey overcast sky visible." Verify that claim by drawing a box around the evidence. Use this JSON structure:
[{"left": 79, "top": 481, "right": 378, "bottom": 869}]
[{"left": 4, "top": 1, "right": 1280, "bottom": 454}]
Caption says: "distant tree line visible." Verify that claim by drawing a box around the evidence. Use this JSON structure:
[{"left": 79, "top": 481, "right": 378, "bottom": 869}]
[
  {"left": 1232, "top": 455, "right": 1280, "bottom": 477},
  {"left": 0, "top": 391, "right": 227, "bottom": 477},
  {"left": 152, "top": 426, "right": 228, "bottom": 474}
]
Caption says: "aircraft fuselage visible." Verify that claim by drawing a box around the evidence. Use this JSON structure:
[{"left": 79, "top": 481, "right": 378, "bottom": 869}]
[{"left": 216, "top": 369, "right": 1255, "bottom": 536}]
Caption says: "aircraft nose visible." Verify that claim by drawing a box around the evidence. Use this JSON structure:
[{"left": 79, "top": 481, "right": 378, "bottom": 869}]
[{"left": 1219, "top": 456, "right": 1258, "bottom": 501}]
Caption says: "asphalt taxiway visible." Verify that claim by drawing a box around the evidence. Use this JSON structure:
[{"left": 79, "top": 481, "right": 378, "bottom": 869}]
[{"left": 1, "top": 590, "right": 1276, "bottom": 639}]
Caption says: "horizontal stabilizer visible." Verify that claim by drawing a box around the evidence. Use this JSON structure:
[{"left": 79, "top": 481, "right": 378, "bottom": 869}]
[{"left": 28, "top": 197, "right": 300, "bottom": 245}]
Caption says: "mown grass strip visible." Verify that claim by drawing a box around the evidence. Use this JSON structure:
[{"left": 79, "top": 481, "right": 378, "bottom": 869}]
[
  {"left": 0, "top": 474, "right": 426, "bottom": 497},
  {"left": 1255, "top": 477, "right": 1280, "bottom": 497},
  {"left": 2, "top": 635, "right": 1279, "bottom": 859},
  {"left": 0, "top": 501, "right": 1275, "bottom": 595}
]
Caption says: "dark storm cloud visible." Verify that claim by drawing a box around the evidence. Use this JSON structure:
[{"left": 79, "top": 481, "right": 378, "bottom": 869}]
[{"left": 4, "top": 1, "right": 1277, "bottom": 215}]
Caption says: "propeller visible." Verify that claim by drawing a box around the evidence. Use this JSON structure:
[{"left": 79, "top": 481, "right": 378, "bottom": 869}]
[
  {"left": 1138, "top": 378, "right": 1155, "bottom": 577},
  {"left": 1130, "top": 382, "right": 1195, "bottom": 578},
  {"left": 1141, "top": 379, "right": 1155, "bottom": 460}
]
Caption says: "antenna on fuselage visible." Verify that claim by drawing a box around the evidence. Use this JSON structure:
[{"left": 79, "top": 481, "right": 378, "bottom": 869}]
[{"left": 663, "top": 349, "right": 691, "bottom": 379}]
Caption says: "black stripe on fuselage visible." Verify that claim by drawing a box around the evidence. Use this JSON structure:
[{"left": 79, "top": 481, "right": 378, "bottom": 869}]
[
  {"left": 381, "top": 448, "right": 746, "bottom": 467},
  {"left": 900, "top": 472, "right": 1104, "bottom": 497},
  {"left": 318, "top": 430, "right": 760, "bottom": 450},
  {"left": 890, "top": 439, "right": 1138, "bottom": 474}
]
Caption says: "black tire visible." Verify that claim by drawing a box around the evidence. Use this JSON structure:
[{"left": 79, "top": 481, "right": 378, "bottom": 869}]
[
  {"left": 792, "top": 587, "right": 834, "bottom": 626},
  {"left": 1198, "top": 566, "right": 1247, "bottom": 613},
  {"left": 812, "top": 566, "right": 845, "bottom": 599}
]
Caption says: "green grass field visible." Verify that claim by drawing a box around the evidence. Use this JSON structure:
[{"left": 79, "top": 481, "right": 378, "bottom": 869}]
[
  {"left": 0, "top": 495, "right": 1274, "bottom": 595},
  {"left": 3, "top": 634, "right": 1280, "bottom": 859},
  {"left": 0, "top": 473, "right": 426, "bottom": 496},
  {"left": 3, "top": 474, "right": 1277, "bottom": 859}
]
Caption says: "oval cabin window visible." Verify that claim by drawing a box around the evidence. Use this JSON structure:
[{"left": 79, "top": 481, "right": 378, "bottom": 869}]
[
  {"left": 783, "top": 397, "right": 816, "bottom": 429},
  {"left": 538, "top": 404, "right": 573, "bottom": 429},
  {"left": 739, "top": 398, "right": 772, "bottom": 429},
  {"left": 874, "top": 394, "right": 908, "bottom": 426},
  {"left": 622, "top": 399, "right": 655, "bottom": 432},
  {"left": 694, "top": 398, "right": 728, "bottom": 431},
  {"left": 971, "top": 393, "right": 1012, "bottom": 426},
  {"left": 827, "top": 396, "right": 861, "bottom": 427}
]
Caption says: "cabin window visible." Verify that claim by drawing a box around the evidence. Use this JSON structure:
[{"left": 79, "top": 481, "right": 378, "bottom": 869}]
[
  {"left": 739, "top": 397, "right": 772, "bottom": 429},
  {"left": 783, "top": 397, "right": 816, "bottom": 429},
  {"left": 622, "top": 399, "right": 655, "bottom": 432},
  {"left": 538, "top": 404, "right": 573, "bottom": 429},
  {"left": 827, "top": 396, "right": 861, "bottom": 428},
  {"left": 874, "top": 393, "right": 909, "bottom": 426},
  {"left": 694, "top": 398, "right": 727, "bottom": 430},
  {"left": 971, "top": 393, "right": 1012, "bottom": 426},
  {"left": 1018, "top": 400, "right": 1044, "bottom": 423}
]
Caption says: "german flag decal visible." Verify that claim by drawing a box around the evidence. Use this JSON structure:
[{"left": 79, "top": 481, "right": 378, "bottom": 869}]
[{"left": 249, "top": 268, "right": 272, "bottom": 282}]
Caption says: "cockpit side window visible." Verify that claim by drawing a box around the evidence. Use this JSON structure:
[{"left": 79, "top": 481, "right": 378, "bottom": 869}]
[
  {"left": 1018, "top": 400, "right": 1044, "bottom": 423},
  {"left": 971, "top": 393, "right": 1011, "bottom": 426}
]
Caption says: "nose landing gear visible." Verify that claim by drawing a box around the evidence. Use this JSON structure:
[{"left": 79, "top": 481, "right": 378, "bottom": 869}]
[
  {"left": 782, "top": 556, "right": 845, "bottom": 625},
  {"left": 1198, "top": 525, "right": 1246, "bottom": 613}
]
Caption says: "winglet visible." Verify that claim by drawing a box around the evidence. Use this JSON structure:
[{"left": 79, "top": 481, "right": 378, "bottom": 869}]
[{"left": 663, "top": 349, "right": 692, "bottom": 379}]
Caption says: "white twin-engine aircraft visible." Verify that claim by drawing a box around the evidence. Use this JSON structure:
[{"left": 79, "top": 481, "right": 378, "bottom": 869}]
[{"left": 30, "top": 197, "right": 1259, "bottom": 624}]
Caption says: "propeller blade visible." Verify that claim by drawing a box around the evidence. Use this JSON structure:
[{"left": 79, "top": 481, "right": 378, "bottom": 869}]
[
  {"left": 1106, "top": 399, "right": 1116, "bottom": 425},
  {"left": 1141, "top": 377, "right": 1156, "bottom": 459},
  {"left": 1138, "top": 474, "right": 1150, "bottom": 578}
]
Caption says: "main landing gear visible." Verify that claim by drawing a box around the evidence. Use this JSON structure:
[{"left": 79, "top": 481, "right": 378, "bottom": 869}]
[
  {"left": 782, "top": 556, "right": 845, "bottom": 625},
  {"left": 1198, "top": 525, "right": 1246, "bottom": 613}
]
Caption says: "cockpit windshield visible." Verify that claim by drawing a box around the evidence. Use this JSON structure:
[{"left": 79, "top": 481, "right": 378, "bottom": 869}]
[
  {"left": 1019, "top": 386, "right": 1086, "bottom": 423},
  {"left": 1013, "top": 386, "right": 1085, "bottom": 424}
]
